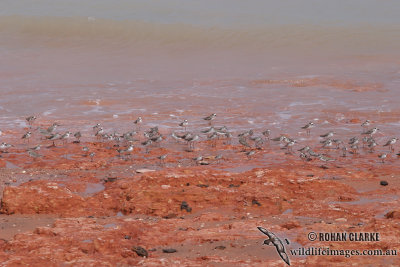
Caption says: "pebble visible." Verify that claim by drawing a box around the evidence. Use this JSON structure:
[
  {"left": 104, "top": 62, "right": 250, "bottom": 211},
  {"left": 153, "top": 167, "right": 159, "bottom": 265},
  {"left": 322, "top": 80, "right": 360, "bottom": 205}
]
[
  {"left": 132, "top": 246, "right": 148, "bottom": 257},
  {"left": 380, "top": 180, "right": 389, "bottom": 186},
  {"left": 162, "top": 248, "right": 177, "bottom": 253}
]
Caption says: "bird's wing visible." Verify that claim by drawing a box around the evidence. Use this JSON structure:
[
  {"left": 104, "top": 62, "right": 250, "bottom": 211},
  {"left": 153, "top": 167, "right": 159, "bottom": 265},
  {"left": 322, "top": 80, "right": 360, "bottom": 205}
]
[{"left": 277, "top": 250, "right": 291, "bottom": 266}]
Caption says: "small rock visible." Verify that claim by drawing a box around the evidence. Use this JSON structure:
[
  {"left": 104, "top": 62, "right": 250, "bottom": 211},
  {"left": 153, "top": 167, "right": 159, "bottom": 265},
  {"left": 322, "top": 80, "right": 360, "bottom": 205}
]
[
  {"left": 124, "top": 235, "right": 131, "bottom": 240},
  {"left": 197, "top": 184, "right": 209, "bottom": 188},
  {"left": 163, "top": 213, "right": 177, "bottom": 219},
  {"left": 180, "top": 201, "right": 192, "bottom": 212},
  {"left": 162, "top": 248, "right": 177, "bottom": 253},
  {"left": 252, "top": 199, "right": 261, "bottom": 206},
  {"left": 386, "top": 211, "right": 400, "bottom": 219},
  {"left": 214, "top": 245, "right": 226, "bottom": 250},
  {"left": 132, "top": 246, "right": 148, "bottom": 257},
  {"left": 380, "top": 180, "right": 388, "bottom": 186}
]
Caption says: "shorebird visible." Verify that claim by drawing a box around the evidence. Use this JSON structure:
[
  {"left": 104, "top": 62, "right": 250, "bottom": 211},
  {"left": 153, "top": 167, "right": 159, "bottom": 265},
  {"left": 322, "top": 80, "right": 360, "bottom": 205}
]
[
  {"left": 134, "top": 117, "right": 142, "bottom": 130},
  {"left": 214, "top": 154, "right": 223, "bottom": 163},
  {"left": 21, "top": 131, "right": 32, "bottom": 143},
  {"left": 117, "top": 145, "right": 134, "bottom": 160},
  {"left": 89, "top": 152, "right": 95, "bottom": 162},
  {"left": 203, "top": 113, "right": 216, "bottom": 125},
  {"left": 26, "top": 115, "right": 37, "bottom": 126},
  {"left": 60, "top": 131, "right": 72, "bottom": 145},
  {"left": 262, "top": 129, "right": 271, "bottom": 139},
  {"left": 28, "top": 150, "right": 41, "bottom": 160},
  {"left": 192, "top": 156, "right": 203, "bottom": 165},
  {"left": 320, "top": 131, "right": 334, "bottom": 138},
  {"left": 362, "top": 127, "right": 379, "bottom": 137},
  {"left": 322, "top": 139, "right": 334, "bottom": 150},
  {"left": 47, "top": 133, "right": 61, "bottom": 146},
  {"left": 299, "top": 152, "right": 311, "bottom": 162},
  {"left": 361, "top": 120, "right": 371, "bottom": 129},
  {"left": 383, "top": 138, "right": 398, "bottom": 151},
  {"left": 95, "top": 128, "right": 104, "bottom": 139},
  {"left": 318, "top": 154, "right": 335, "bottom": 162},
  {"left": 283, "top": 140, "right": 296, "bottom": 153},
  {"left": 201, "top": 127, "right": 215, "bottom": 134},
  {"left": 158, "top": 154, "right": 167, "bottom": 165},
  {"left": 333, "top": 139, "right": 343, "bottom": 149},
  {"left": 29, "top": 144, "right": 41, "bottom": 151},
  {"left": 207, "top": 132, "right": 218, "bottom": 147},
  {"left": 47, "top": 122, "right": 60, "bottom": 134},
  {"left": 378, "top": 153, "right": 387, "bottom": 163},
  {"left": 368, "top": 140, "right": 378, "bottom": 153},
  {"left": 0, "top": 142, "right": 13, "bottom": 153},
  {"left": 179, "top": 119, "right": 188, "bottom": 132},
  {"left": 93, "top": 123, "right": 101, "bottom": 132},
  {"left": 348, "top": 137, "right": 359, "bottom": 145},
  {"left": 257, "top": 227, "right": 290, "bottom": 266},
  {"left": 245, "top": 150, "right": 256, "bottom": 159},
  {"left": 74, "top": 132, "right": 82, "bottom": 143},
  {"left": 239, "top": 137, "right": 251, "bottom": 149},
  {"left": 341, "top": 146, "right": 347, "bottom": 157},
  {"left": 301, "top": 122, "right": 315, "bottom": 135},
  {"left": 298, "top": 146, "right": 311, "bottom": 153},
  {"left": 185, "top": 135, "right": 199, "bottom": 150},
  {"left": 141, "top": 139, "right": 152, "bottom": 153}
]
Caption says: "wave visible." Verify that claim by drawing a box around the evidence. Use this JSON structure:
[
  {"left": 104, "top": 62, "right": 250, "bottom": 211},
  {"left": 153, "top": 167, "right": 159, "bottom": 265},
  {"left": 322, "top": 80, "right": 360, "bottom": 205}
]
[{"left": 1, "top": 15, "right": 400, "bottom": 55}]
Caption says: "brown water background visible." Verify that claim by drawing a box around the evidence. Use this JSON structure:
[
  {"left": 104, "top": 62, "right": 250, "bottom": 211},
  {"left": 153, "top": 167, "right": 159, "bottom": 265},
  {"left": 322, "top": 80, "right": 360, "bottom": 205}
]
[{"left": 1, "top": 0, "right": 400, "bottom": 136}]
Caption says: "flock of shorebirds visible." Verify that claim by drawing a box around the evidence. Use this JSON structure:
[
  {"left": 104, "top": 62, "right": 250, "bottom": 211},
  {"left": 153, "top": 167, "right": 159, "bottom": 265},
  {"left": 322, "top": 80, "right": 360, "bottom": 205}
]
[{"left": 0, "top": 114, "right": 399, "bottom": 166}]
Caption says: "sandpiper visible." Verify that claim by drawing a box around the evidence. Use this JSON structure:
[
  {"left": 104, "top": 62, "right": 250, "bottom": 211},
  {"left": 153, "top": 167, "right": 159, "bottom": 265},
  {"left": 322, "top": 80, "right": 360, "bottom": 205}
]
[
  {"left": 60, "top": 131, "right": 72, "bottom": 145},
  {"left": 239, "top": 137, "right": 251, "bottom": 149},
  {"left": 318, "top": 154, "right": 335, "bottom": 162},
  {"left": 321, "top": 139, "right": 333, "bottom": 148},
  {"left": 245, "top": 150, "right": 256, "bottom": 159},
  {"left": 179, "top": 119, "right": 189, "bottom": 132},
  {"left": 117, "top": 144, "right": 134, "bottom": 160},
  {"left": 93, "top": 123, "right": 101, "bottom": 132},
  {"left": 134, "top": 117, "right": 143, "bottom": 130},
  {"left": 192, "top": 156, "right": 203, "bottom": 165},
  {"left": 378, "top": 153, "right": 387, "bottom": 163},
  {"left": 283, "top": 140, "right": 296, "bottom": 153},
  {"left": 47, "top": 133, "right": 61, "bottom": 146},
  {"left": 361, "top": 120, "right": 371, "bottom": 128},
  {"left": 0, "top": 142, "right": 13, "bottom": 153},
  {"left": 299, "top": 152, "right": 312, "bottom": 162},
  {"left": 298, "top": 146, "right": 311, "bottom": 153},
  {"left": 368, "top": 140, "right": 378, "bottom": 153},
  {"left": 383, "top": 138, "right": 398, "bottom": 151},
  {"left": 362, "top": 127, "right": 379, "bottom": 136},
  {"left": 201, "top": 127, "right": 215, "bottom": 134},
  {"left": 320, "top": 131, "right": 335, "bottom": 138},
  {"left": 74, "top": 131, "right": 82, "bottom": 143},
  {"left": 348, "top": 137, "right": 359, "bottom": 145},
  {"left": 29, "top": 144, "right": 41, "bottom": 151},
  {"left": 207, "top": 132, "right": 218, "bottom": 147},
  {"left": 203, "top": 113, "right": 216, "bottom": 125},
  {"left": 28, "top": 150, "right": 41, "bottom": 160},
  {"left": 95, "top": 127, "right": 104, "bottom": 139},
  {"left": 89, "top": 152, "right": 95, "bottom": 162},
  {"left": 341, "top": 146, "right": 347, "bottom": 157},
  {"left": 26, "top": 115, "right": 37, "bottom": 126},
  {"left": 21, "top": 131, "right": 32, "bottom": 143},
  {"left": 47, "top": 122, "right": 60, "bottom": 134},
  {"left": 141, "top": 139, "right": 152, "bottom": 153},
  {"left": 158, "top": 154, "right": 167, "bottom": 165},
  {"left": 186, "top": 135, "right": 199, "bottom": 150},
  {"left": 301, "top": 122, "right": 315, "bottom": 135}
]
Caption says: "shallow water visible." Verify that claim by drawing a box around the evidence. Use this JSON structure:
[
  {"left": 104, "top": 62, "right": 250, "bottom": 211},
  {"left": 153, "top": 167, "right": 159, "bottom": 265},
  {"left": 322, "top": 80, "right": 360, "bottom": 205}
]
[{"left": 0, "top": 1, "right": 400, "bottom": 144}]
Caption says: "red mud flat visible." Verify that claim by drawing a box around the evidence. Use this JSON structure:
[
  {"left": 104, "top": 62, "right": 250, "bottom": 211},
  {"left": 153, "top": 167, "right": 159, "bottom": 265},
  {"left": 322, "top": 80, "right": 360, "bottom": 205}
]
[{"left": 0, "top": 138, "right": 400, "bottom": 266}]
